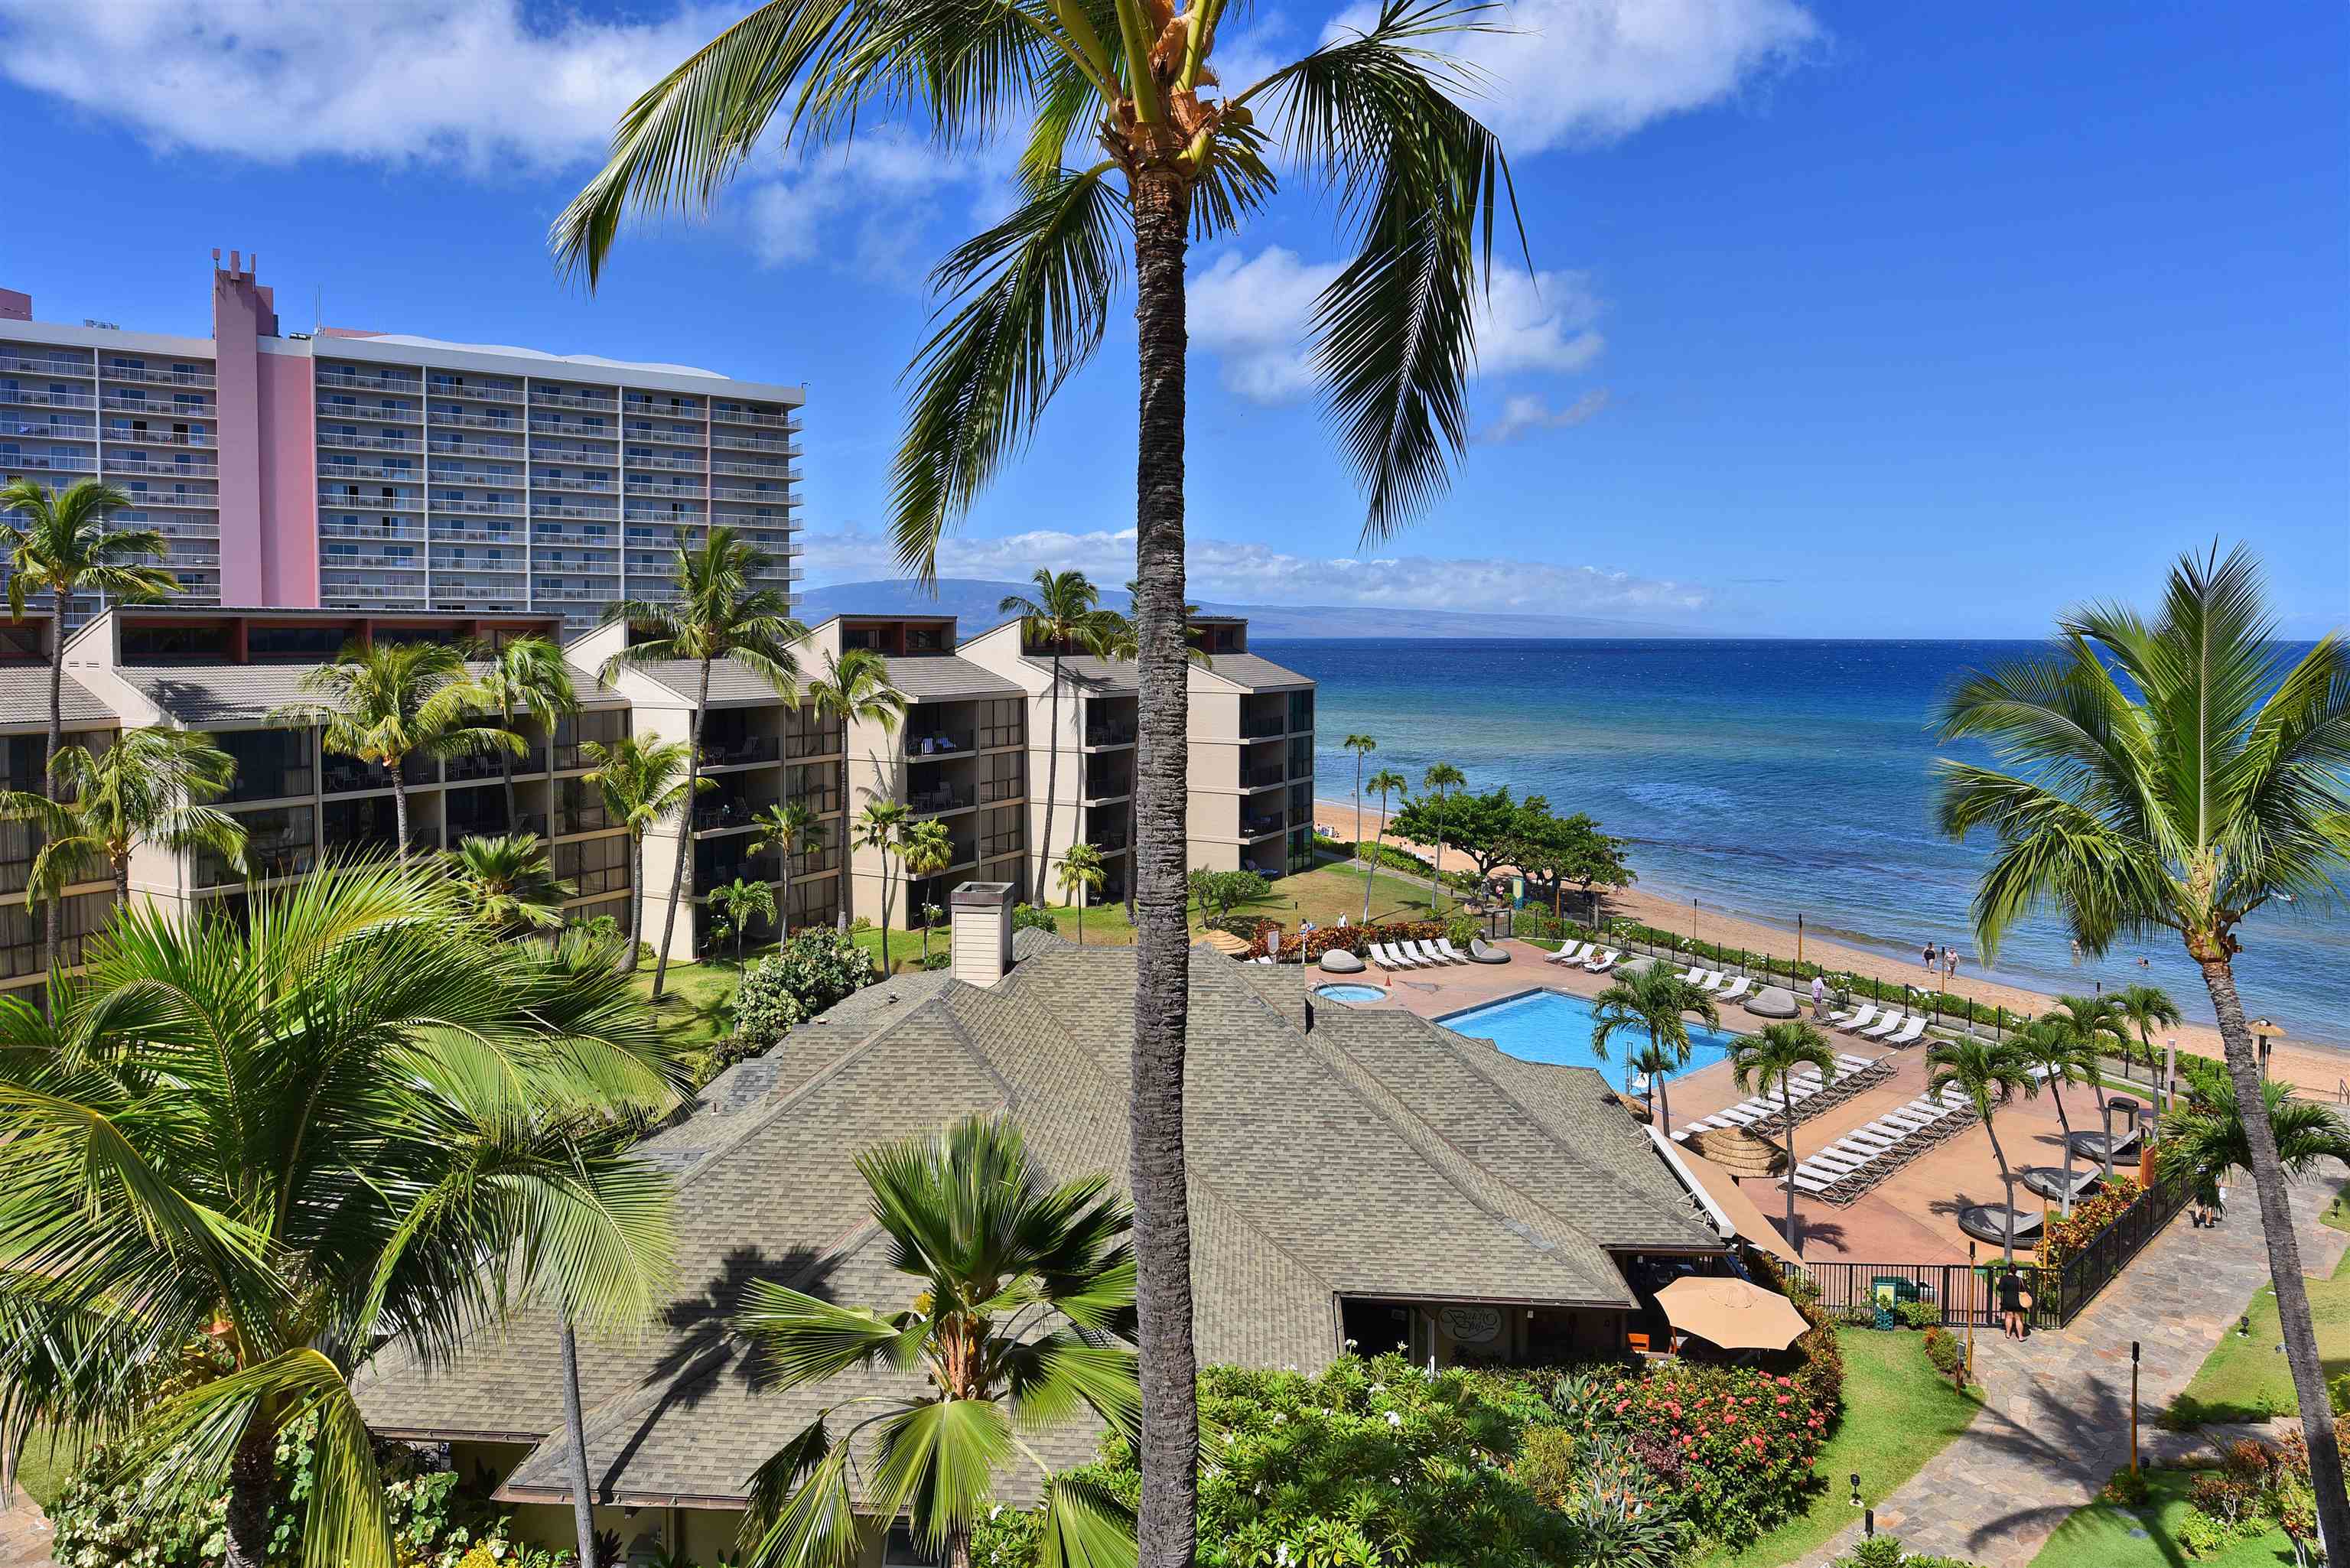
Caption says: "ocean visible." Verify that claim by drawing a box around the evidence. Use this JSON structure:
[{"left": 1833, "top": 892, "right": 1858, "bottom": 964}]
[{"left": 1259, "top": 638, "right": 2350, "bottom": 1052}]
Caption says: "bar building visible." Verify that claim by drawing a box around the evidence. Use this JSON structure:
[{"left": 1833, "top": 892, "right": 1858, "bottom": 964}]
[{"left": 0, "top": 253, "right": 802, "bottom": 631}]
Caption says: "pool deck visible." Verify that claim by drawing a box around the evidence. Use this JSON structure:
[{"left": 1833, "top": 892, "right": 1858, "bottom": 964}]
[{"left": 1305, "top": 939, "right": 2130, "bottom": 1266}]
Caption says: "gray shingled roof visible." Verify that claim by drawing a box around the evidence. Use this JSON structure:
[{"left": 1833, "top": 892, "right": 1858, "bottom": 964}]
[
  {"left": 881, "top": 654, "right": 1024, "bottom": 701},
  {"left": 355, "top": 932, "right": 1720, "bottom": 1513},
  {"left": 0, "top": 666, "right": 113, "bottom": 730},
  {"left": 1199, "top": 650, "right": 1312, "bottom": 691},
  {"left": 125, "top": 659, "right": 623, "bottom": 726},
  {"left": 624, "top": 658, "right": 802, "bottom": 708},
  {"left": 1019, "top": 653, "right": 1136, "bottom": 692}
]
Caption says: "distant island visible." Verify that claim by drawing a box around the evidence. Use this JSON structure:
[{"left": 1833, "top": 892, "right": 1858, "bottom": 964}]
[{"left": 794, "top": 577, "right": 1701, "bottom": 639}]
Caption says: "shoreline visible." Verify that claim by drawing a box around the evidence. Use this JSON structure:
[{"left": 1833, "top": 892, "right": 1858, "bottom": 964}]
[{"left": 1310, "top": 794, "right": 2350, "bottom": 1097}]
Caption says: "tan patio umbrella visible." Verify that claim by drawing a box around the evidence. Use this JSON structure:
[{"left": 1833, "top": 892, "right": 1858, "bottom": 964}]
[
  {"left": 1654, "top": 1276, "right": 1811, "bottom": 1352},
  {"left": 1200, "top": 929, "right": 1254, "bottom": 958}
]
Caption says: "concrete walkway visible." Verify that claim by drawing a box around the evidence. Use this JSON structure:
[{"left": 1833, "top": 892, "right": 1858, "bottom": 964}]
[
  {"left": 0, "top": 1497, "right": 54, "bottom": 1568},
  {"left": 1796, "top": 1167, "right": 2349, "bottom": 1567}
]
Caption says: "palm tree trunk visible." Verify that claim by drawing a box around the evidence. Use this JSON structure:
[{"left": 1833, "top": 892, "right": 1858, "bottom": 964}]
[
  {"left": 625, "top": 837, "right": 644, "bottom": 972},
  {"left": 41, "top": 585, "right": 63, "bottom": 971},
  {"left": 1655, "top": 1068, "right": 1672, "bottom": 1138},
  {"left": 653, "top": 664, "right": 710, "bottom": 1000},
  {"left": 1430, "top": 801, "right": 1445, "bottom": 913},
  {"left": 879, "top": 853, "right": 894, "bottom": 974},
  {"left": 1128, "top": 166, "right": 1200, "bottom": 1568},
  {"left": 222, "top": 1415, "right": 277, "bottom": 1568},
  {"left": 835, "top": 750, "right": 853, "bottom": 930},
  {"left": 1782, "top": 1080, "right": 1800, "bottom": 1253},
  {"left": 112, "top": 854, "right": 129, "bottom": 909},
  {"left": 1038, "top": 654, "right": 1061, "bottom": 902},
  {"left": 560, "top": 1319, "right": 599, "bottom": 1568},
  {"left": 2049, "top": 1085, "right": 2075, "bottom": 1217},
  {"left": 2201, "top": 952, "right": 2350, "bottom": 1557},
  {"left": 392, "top": 771, "right": 411, "bottom": 869},
  {"left": 1363, "top": 808, "right": 1383, "bottom": 926},
  {"left": 1985, "top": 1118, "right": 2016, "bottom": 1262}
]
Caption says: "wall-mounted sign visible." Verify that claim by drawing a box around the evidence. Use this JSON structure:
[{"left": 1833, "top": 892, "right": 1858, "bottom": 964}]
[{"left": 1437, "top": 1305, "right": 1502, "bottom": 1345}]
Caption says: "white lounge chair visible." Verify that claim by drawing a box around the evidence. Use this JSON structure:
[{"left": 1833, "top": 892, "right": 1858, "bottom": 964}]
[
  {"left": 1584, "top": 948, "right": 1621, "bottom": 973},
  {"left": 1435, "top": 938, "right": 1474, "bottom": 964},
  {"left": 1861, "top": 1012, "right": 1906, "bottom": 1041},
  {"left": 1694, "top": 971, "right": 1725, "bottom": 993},
  {"left": 1882, "top": 1015, "right": 1928, "bottom": 1046},
  {"left": 1834, "top": 1004, "right": 1880, "bottom": 1035},
  {"left": 1836, "top": 1053, "right": 1879, "bottom": 1074},
  {"left": 1680, "top": 965, "right": 1708, "bottom": 984},
  {"left": 1373, "top": 942, "right": 1418, "bottom": 969},
  {"left": 1401, "top": 939, "right": 1448, "bottom": 966},
  {"left": 1716, "top": 976, "right": 1753, "bottom": 1004},
  {"left": 1551, "top": 941, "right": 1591, "bottom": 965}
]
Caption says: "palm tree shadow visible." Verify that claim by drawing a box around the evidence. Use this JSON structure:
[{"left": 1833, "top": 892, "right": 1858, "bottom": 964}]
[{"left": 656, "top": 1243, "right": 835, "bottom": 1400}]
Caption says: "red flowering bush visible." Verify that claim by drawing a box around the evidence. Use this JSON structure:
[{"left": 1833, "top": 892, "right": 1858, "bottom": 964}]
[
  {"left": 2036, "top": 1173, "right": 2145, "bottom": 1267},
  {"left": 1245, "top": 918, "right": 1452, "bottom": 961}
]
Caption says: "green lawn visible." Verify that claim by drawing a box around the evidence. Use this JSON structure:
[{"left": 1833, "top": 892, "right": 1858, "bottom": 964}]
[
  {"left": 1693, "top": 1329, "right": 1983, "bottom": 1566},
  {"left": 2164, "top": 1189, "right": 2350, "bottom": 1426},
  {"left": 10, "top": 1425, "right": 85, "bottom": 1509},
  {"left": 2028, "top": 1469, "right": 2298, "bottom": 1567}
]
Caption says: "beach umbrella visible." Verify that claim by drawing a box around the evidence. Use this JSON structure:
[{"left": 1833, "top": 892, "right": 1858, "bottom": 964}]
[
  {"left": 1654, "top": 1276, "right": 1811, "bottom": 1352},
  {"left": 1201, "top": 929, "right": 1252, "bottom": 958}
]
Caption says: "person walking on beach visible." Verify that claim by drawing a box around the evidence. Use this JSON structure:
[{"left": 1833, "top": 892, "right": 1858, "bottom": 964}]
[
  {"left": 1922, "top": 942, "right": 1935, "bottom": 974},
  {"left": 1811, "top": 974, "right": 1827, "bottom": 1015},
  {"left": 1997, "top": 1266, "right": 2032, "bottom": 1339}
]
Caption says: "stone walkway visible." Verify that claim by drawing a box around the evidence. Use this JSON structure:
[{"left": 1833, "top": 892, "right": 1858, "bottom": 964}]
[
  {"left": 0, "top": 1496, "right": 54, "bottom": 1568},
  {"left": 1796, "top": 1167, "right": 2349, "bottom": 1567}
]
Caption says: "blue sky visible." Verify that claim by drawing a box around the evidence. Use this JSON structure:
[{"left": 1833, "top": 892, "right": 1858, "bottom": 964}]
[{"left": 1, "top": 1, "right": 2341, "bottom": 637}]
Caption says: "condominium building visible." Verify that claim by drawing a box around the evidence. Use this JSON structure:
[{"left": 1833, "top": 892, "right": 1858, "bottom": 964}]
[{"left": 0, "top": 252, "right": 802, "bottom": 631}]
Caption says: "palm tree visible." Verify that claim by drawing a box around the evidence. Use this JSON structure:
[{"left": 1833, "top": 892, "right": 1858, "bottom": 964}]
[
  {"left": 1730, "top": 1021, "right": 1838, "bottom": 1254},
  {"left": 2007, "top": 1018, "right": 2094, "bottom": 1216},
  {"left": 0, "top": 725, "right": 243, "bottom": 906},
  {"left": 899, "top": 818, "right": 954, "bottom": 958},
  {"left": 0, "top": 861, "right": 685, "bottom": 1568},
  {"left": 446, "top": 831, "right": 575, "bottom": 935},
  {"left": 2114, "top": 982, "right": 2184, "bottom": 1104},
  {"left": 1590, "top": 964, "right": 1720, "bottom": 1137},
  {"left": 1935, "top": 545, "right": 2350, "bottom": 1553},
  {"left": 798, "top": 647, "right": 905, "bottom": 928},
  {"left": 598, "top": 526, "right": 805, "bottom": 1000},
  {"left": 1089, "top": 606, "right": 1205, "bottom": 924},
  {"left": 857, "top": 798, "right": 913, "bottom": 974},
  {"left": 1343, "top": 733, "right": 1377, "bottom": 841},
  {"left": 733, "top": 1117, "right": 1138, "bottom": 1568},
  {"left": 1421, "top": 762, "right": 1466, "bottom": 911},
  {"left": 468, "top": 633, "right": 578, "bottom": 828},
  {"left": 272, "top": 640, "right": 522, "bottom": 866},
  {"left": 709, "top": 875, "right": 779, "bottom": 979},
  {"left": 2049, "top": 993, "right": 2132, "bottom": 1180},
  {"left": 560, "top": 14, "right": 1522, "bottom": 1550},
  {"left": 0, "top": 476, "right": 177, "bottom": 965},
  {"left": 1925, "top": 1037, "right": 2038, "bottom": 1260},
  {"left": 1362, "top": 767, "right": 1408, "bottom": 925},
  {"left": 1060, "top": 841, "right": 1108, "bottom": 945},
  {"left": 2160, "top": 1062, "right": 2350, "bottom": 1231},
  {"left": 1000, "top": 568, "right": 1105, "bottom": 898},
  {"left": 582, "top": 735, "right": 703, "bottom": 971}
]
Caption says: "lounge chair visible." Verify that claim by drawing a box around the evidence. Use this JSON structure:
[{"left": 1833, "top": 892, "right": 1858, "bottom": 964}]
[
  {"left": 1716, "top": 976, "right": 1753, "bottom": 1004},
  {"left": 1466, "top": 939, "right": 1510, "bottom": 965},
  {"left": 1551, "top": 940, "right": 1591, "bottom": 965},
  {"left": 1882, "top": 1015, "right": 1928, "bottom": 1046},
  {"left": 1372, "top": 942, "right": 1417, "bottom": 969},
  {"left": 1835, "top": 1053, "right": 1879, "bottom": 1075},
  {"left": 1584, "top": 948, "right": 1621, "bottom": 973},
  {"left": 1835, "top": 1004, "right": 1880, "bottom": 1036},
  {"left": 1680, "top": 965, "right": 1708, "bottom": 984},
  {"left": 1401, "top": 939, "right": 1450, "bottom": 966},
  {"left": 1694, "top": 971, "right": 1725, "bottom": 993},
  {"left": 1861, "top": 1011, "right": 1906, "bottom": 1041},
  {"left": 1434, "top": 938, "right": 1475, "bottom": 964}
]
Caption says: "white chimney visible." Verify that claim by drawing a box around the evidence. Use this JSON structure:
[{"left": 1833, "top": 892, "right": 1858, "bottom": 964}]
[{"left": 950, "top": 881, "right": 1015, "bottom": 988}]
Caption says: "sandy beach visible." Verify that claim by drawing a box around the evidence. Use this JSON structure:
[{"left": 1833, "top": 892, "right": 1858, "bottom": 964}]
[{"left": 1313, "top": 794, "right": 2350, "bottom": 1099}]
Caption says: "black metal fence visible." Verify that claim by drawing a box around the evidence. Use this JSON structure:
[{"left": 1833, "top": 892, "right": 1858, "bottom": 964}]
[{"left": 1794, "top": 1170, "right": 2193, "bottom": 1331}]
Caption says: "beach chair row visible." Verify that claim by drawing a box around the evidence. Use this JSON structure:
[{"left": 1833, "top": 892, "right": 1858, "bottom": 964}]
[
  {"left": 1670, "top": 1053, "right": 1888, "bottom": 1146},
  {"left": 1675, "top": 965, "right": 1756, "bottom": 1006},
  {"left": 1827, "top": 1001, "right": 1930, "bottom": 1048},
  {"left": 1776, "top": 1085, "right": 1979, "bottom": 1205},
  {"left": 1544, "top": 940, "right": 1621, "bottom": 974},
  {"left": 1367, "top": 938, "right": 1476, "bottom": 971}
]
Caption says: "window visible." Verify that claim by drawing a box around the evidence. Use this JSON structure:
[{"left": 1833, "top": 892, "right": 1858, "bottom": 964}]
[{"left": 553, "top": 833, "right": 630, "bottom": 898}]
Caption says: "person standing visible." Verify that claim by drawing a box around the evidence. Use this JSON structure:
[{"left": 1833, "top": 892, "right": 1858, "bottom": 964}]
[
  {"left": 1997, "top": 1266, "right": 2032, "bottom": 1339},
  {"left": 1811, "top": 974, "right": 1828, "bottom": 1015}
]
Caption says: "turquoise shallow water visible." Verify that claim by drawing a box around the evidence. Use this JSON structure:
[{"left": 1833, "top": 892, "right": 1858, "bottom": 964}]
[
  {"left": 1437, "top": 987, "right": 1740, "bottom": 1093},
  {"left": 1263, "top": 637, "right": 2350, "bottom": 1051}
]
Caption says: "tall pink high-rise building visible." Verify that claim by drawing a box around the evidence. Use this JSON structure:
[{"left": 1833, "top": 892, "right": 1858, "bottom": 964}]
[{"left": 0, "top": 252, "right": 803, "bottom": 629}]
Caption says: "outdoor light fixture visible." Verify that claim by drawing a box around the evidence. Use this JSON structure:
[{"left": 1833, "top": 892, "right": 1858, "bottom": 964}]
[
  {"left": 2241, "top": 1315, "right": 2252, "bottom": 1338},
  {"left": 1850, "top": 1473, "right": 1862, "bottom": 1508}
]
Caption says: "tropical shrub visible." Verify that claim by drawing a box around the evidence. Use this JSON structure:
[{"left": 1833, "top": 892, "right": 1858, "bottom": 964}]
[
  {"left": 1011, "top": 901, "right": 1059, "bottom": 935},
  {"left": 1248, "top": 917, "right": 1457, "bottom": 961},
  {"left": 727, "top": 926, "right": 874, "bottom": 1056},
  {"left": 2035, "top": 1174, "right": 2146, "bottom": 1267},
  {"left": 1830, "top": 1540, "right": 1987, "bottom": 1568},
  {"left": 1894, "top": 1298, "right": 1943, "bottom": 1330},
  {"left": 1921, "top": 1326, "right": 1965, "bottom": 1381}
]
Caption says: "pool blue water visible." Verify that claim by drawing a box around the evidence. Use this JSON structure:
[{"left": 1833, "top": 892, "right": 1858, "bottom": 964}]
[
  {"left": 1436, "top": 987, "right": 1741, "bottom": 1093},
  {"left": 1314, "top": 983, "right": 1388, "bottom": 1004}
]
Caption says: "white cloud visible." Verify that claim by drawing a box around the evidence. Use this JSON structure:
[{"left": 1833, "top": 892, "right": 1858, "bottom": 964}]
[
  {"left": 0, "top": 0, "right": 734, "bottom": 171},
  {"left": 1475, "top": 389, "right": 1612, "bottom": 444},
  {"left": 799, "top": 524, "right": 1707, "bottom": 616},
  {"left": 1325, "top": 0, "right": 1823, "bottom": 154},
  {"left": 1189, "top": 247, "right": 1604, "bottom": 405},
  {"left": 745, "top": 132, "right": 1014, "bottom": 286}
]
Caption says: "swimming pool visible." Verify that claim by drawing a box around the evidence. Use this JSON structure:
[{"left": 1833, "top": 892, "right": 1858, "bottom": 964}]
[
  {"left": 1314, "top": 983, "right": 1388, "bottom": 1004},
  {"left": 1434, "top": 988, "right": 1742, "bottom": 1094}
]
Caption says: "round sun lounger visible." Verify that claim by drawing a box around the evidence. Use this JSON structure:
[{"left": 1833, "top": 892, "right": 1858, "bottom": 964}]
[
  {"left": 1956, "top": 1204, "right": 2045, "bottom": 1244},
  {"left": 2068, "top": 1127, "right": 2141, "bottom": 1160},
  {"left": 1467, "top": 939, "right": 1511, "bottom": 965},
  {"left": 2021, "top": 1166, "right": 2104, "bottom": 1202}
]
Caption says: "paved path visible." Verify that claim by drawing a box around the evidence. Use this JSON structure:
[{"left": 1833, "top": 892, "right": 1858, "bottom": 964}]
[
  {"left": 1797, "top": 1168, "right": 2349, "bottom": 1567},
  {"left": 0, "top": 1497, "right": 54, "bottom": 1568}
]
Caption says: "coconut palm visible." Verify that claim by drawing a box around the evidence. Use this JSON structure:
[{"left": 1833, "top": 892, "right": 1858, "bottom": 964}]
[
  {"left": 2160, "top": 1062, "right": 2350, "bottom": 1231},
  {"left": 857, "top": 798, "right": 913, "bottom": 974},
  {"left": 598, "top": 526, "right": 805, "bottom": 1000},
  {"left": 560, "top": 11, "right": 1524, "bottom": 1548},
  {"left": 1590, "top": 964, "right": 1720, "bottom": 1137},
  {"left": 1000, "top": 569, "right": 1105, "bottom": 897},
  {"left": 272, "top": 640, "right": 521, "bottom": 867},
  {"left": 750, "top": 799, "right": 823, "bottom": 869},
  {"left": 2048, "top": 993, "right": 2133, "bottom": 1180},
  {"left": 1343, "top": 733, "right": 1376, "bottom": 841},
  {"left": 799, "top": 647, "right": 905, "bottom": 927},
  {"left": 582, "top": 735, "right": 704, "bottom": 972},
  {"left": 0, "top": 860, "right": 685, "bottom": 1568},
  {"left": 2007, "top": 1019, "right": 2095, "bottom": 1216},
  {"left": 0, "top": 476, "right": 177, "bottom": 965},
  {"left": 0, "top": 725, "right": 243, "bottom": 906},
  {"left": 1420, "top": 762, "right": 1466, "bottom": 911},
  {"left": 899, "top": 818, "right": 955, "bottom": 960},
  {"left": 2114, "top": 982, "right": 2185, "bottom": 1105},
  {"left": 1925, "top": 1037, "right": 2039, "bottom": 1261},
  {"left": 1729, "top": 1021, "right": 1839, "bottom": 1253},
  {"left": 709, "top": 875, "right": 779, "bottom": 978},
  {"left": 446, "top": 831, "right": 575, "bottom": 935},
  {"left": 734, "top": 1116, "right": 1138, "bottom": 1568},
  {"left": 467, "top": 633, "right": 579, "bottom": 827},
  {"left": 1935, "top": 544, "right": 2350, "bottom": 1552},
  {"left": 1060, "top": 841, "right": 1108, "bottom": 945},
  {"left": 1362, "top": 767, "right": 1409, "bottom": 925}
]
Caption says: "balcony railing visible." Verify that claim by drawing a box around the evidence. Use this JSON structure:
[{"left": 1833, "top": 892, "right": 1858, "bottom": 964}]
[
  {"left": 317, "top": 367, "right": 422, "bottom": 392},
  {"left": 106, "top": 454, "right": 217, "bottom": 477},
  {"left": 320, "top": 525, "right": 426, "bottom": 544},
  {"left": 978, "top": 775, "right": 1022, "bottom": 805},
  {"left": 426, "top": 437, "right": 522, "bottom": 460},
  {"left": 710, "top": 405, "right": 796, "bottom": 429},
  {"left": 709, "top": 484, "right": 794, "bottom": 503},
  {"left": 1242, "top": 812, "right": 1287, "bottom": 838},
  {"left": 905, "top": 730, "right": 975, "bottom": 758},
  {"left": 1083, "top": 772, "right": 1133, "bottom": 801},
  {"left": 692, "top": 799, "right": 759, "bottom": 831},
  {"left": 711, "top": 510, "right": 797, "bottom": 529},
  {"left": 117, "top": 491, "right": 217, "bottom": 509},
  {"left": 431, "top": 586, "right": 528, "bottom": 606},
  {"left": 787, "top": 727, "right": 845, "bottom": 760},
  {"left": 710, "top": 430, "right": 798, "bottom": 454},
  {"left": 624, "top": 425, "right": 706, "bottom": 447},
  {"left": 624, "top": 478, "right": 705, "bottom": 497},
  {"left": 317, "top": 400, "right": 422, "bottom": 424},
  {"left": 627, "top": 452, "right": 705, "bottom": 473},
  {"left": 426, "top": 408, "right": 524, "bottom": 433},
  {"left": 713, "top": 458, "right": 799, "bottom": 479},
  {"left": 532, "top": 499, "right": 620, "bottom": 521},
  {"left": 622, "top": 396, "right": 703, "bottom": 416},
  {"left": 909, "top": 788, "right": 973, "bottom": 816},
  {"left": 532, "top": 474, "right": 616, "bottom": 493},
  {"left": 0, "top": 452, "right": 95, "bottom": 473},
  {"left": 1, "top": 387, "right": 95, "bottom": 409},
  {"left": 1, "top": 353, "right": 92, "bottom": 377},
  {"left": 700, "top": 735, "right": 778, "bottom": 768},
  {"left": 321, "top": 552, "right": 425, "bottom": 572},
  {"left": 698, "top": 853, "right": 780, "bottom": 890},
  {"left": 319, "top": 491, "right": 421, "bottom": 512},
  {"left": 1245, "top": 763, "right": 1285, "bottom": 789},
  {"left": 321, "top": 584, "right": 428, "bottom": 603},
  {"left": 530, "top": 389, "right": 619, "bottom": 412},
  {"left": 318, "top": 462, "right": 419, "bottom": 483},
  {"left": 105, "top": 427, "right": 214, "bottom": 448},
  {"left": 101, "top": 363, "right": 214, "bottom": 389},
  {"left": 1241, "top": 713, "right": 1287, "bottom": 740},
  {"left": 431, "top": 497, "right": 525, "bottom": 517},
  {"left": 530, "top": 588, "right": 614, "bottom": 605},
  {"left": 529, "top": 418, "right": 617, "bottom": 440},
  {"left": 529, "top": 528, "right": 619, "bottom": 548},
  {"left": 555, "top": 802, "right": 614, "bottom": 835},
  {"left": 428, "top": 381, "right": 525, "bottom": 404},
  {"left": 1089, "top": 826, "right": 1131, "bottom": 854},
  {"left": 1086, "top": 721, "right": 1137, "bottom": 747},
  {"left": 622, "top": 508, "right": 702, "bottom": 525},
  {"left": 320, "top": 431, "right": 424, "bottom": 453}
]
